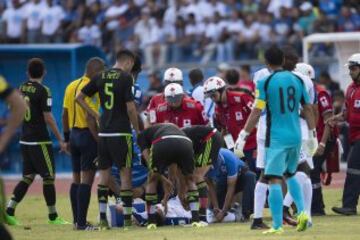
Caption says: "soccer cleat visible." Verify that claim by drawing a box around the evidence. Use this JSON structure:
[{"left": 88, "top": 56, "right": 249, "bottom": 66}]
[
  {"left": 191, "top": 221, "right": 208, "bottom": 228},
  {"left": 262, "top": 227, "right": 284, "bottom": 235},
  {"left": 5, "top": 215, "right": 21, "bottom": 226},
  {"left": 332, "top": 207, "right": 357, "bottom": 216},
  {"left": 76, "top": 223, "right": 99, "bottom": 231},
  {"left": 296, "top": 212, "right": 309, "bottom": 232},
  {"left": 251, "top": 219, "right": 270, "bottom": 230},
  {"left": 48, "top": 216, "right": 70, "bottom": 225},
  {"left": 98, "top": 219, "right": 110, "bottom": 230},
  {"left": 147, "top": 223, "right": 157, "bottom": 230}
]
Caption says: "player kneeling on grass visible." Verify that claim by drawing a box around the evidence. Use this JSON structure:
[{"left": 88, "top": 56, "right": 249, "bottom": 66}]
[
  {"left": 182, "top": 125, "right": 222, "bottom": 222},
  {"left": 234, "top": 46, "right": 318, "bottom": 234},
  {"left": 137, "top": 123, "right": 206, "bottom": 229},
  {"left": 6, "top": 58, "right": 69, "bottom": 226},
  {"left": 206, "top": 148, "right": 256, "bottom": 223}
]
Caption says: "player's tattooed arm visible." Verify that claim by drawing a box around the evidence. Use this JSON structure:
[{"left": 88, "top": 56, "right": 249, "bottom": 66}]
[{"left": 76, "top": 92, "right": 100, "bottom": 121}]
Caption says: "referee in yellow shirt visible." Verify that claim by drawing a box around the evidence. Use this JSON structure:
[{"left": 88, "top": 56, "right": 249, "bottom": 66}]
[{"left": 62, "top": 57, "right": 105, "bottom": 230}]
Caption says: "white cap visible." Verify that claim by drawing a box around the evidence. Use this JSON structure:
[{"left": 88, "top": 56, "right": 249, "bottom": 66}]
[
  {"left": 164, "top": 83, "right": 184, "bottom": 97},
  {"left": 163, "top": 67, "right": 183, "bottom": 83},
  {"left": 300, "top": 2, "right": 313, "bottom": 11},
  {"left": 345, "top": 53, "right": 360, "bottom": 67},
  {"left": 203, "top": 76, "right": 226, "bottom": 94},
  {"left": 295, "top": 63, "right": 315, "bottom": 79}
]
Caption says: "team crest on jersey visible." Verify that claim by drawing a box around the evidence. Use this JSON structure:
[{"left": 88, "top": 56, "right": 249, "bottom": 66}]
[
  {"left": 235, "top": 111, "right": 243, "bottom": 121},
  {"left": 234, "top": 96, "right": 241, "bottom": 103},
  {"left": 355, "top": 100, "right": 360, "bottom": 108},
  {"left": 183, "top": 119, "right": 191, "bottom": 127}
]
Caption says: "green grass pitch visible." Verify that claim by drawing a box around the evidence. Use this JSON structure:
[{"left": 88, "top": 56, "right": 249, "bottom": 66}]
[{"left": 7, "top": 189, "right": 360, "bottom": 240}]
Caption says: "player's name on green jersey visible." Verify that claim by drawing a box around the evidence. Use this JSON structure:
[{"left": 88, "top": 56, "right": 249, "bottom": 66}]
[{"left": 20, "top": 85, "right": 37, "bottom": 93}]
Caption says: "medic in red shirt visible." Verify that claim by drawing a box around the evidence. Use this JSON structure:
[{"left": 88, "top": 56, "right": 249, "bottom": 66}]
[
  {"left": 203, "top": 76, "right": 257, "bottom": 167},
  {"left": 328, "top": 53, "right": 360, "bottom": 216},
  {"left": 146, "top": 67, "right": 184, "bottom": 124},
  {"left": 150, "top": 83, "right": 208, "bottom": 128}
]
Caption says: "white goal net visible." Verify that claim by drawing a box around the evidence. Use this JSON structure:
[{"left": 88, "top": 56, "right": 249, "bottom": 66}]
[{"left": 303, "top": 32, "right": 360, "bottom": 90}]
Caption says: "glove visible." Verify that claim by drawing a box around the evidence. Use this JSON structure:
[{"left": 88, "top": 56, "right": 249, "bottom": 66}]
[
  {"left": 234, "top": 130, "right": 249, "bottom": 158},
  {"left": 305, "top": 129, "right": 318, "bottom": 157}
]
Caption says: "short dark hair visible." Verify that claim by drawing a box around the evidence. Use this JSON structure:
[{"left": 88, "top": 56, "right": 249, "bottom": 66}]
[
  {"left": 333, "top": 90, "right": 345, "bottom": 99},
  {"left": 116, "top": 49, "right": 135, "bottom": 62},
  {"left": 320, "top": 71, "right": 331, "bottom": 80},
  {"left": 225, "top": 69, "right": 240, "bottom": 85},
  {"left": 189, "top": 68, "right": 203, "bottom": 86},
  {"left": 282, "top": 46, "right": 299, "bottom": 70},
  {"left": 85, "top": 57, "right": 105, "bottom": 77},
  {"left": 264, "top": 46, "right": 284, "bottom": 66},
  {"left": 240, "top": 64, "right": 250, "bottom": 73},
  {"left": 27, "top": 58, "right": 45, "bottom": 78}
]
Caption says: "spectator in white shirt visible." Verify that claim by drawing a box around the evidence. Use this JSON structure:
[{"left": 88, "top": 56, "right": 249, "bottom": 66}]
[
  {"left": 77, "top": 16, "right": 101, "bottom": 47},
  {"left": 41, "top": 0, "right": 64, "bottom": 43},
  {"left": 24, "top": 0, "right": 46, "bottom": 43},
  {"left": 2, "top": 0, "right": 25, "bottom": 43},
  {"left": 217, "top": 10, "right": 243, "bottom": 62},
  {"left": 201, "top": 12, "right": 226, "bottom": 64},
  {"left": 134, "top": 8, "right": 155, "bottom": 69},
  {"left": 104, "top": 0, "right": 128, "bottom": 31},
  {"left": 238, "top": 13, "right": 260, "bottom": 59},
  {"left": 148, "top": 16, "right": 175, "bottom": 69}
]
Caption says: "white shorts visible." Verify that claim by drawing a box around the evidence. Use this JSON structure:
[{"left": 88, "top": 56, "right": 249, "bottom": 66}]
[
  {"left": 256, "top": 139, "right": 265, "bottom": 169},
  {"left": 299, "top": 143, "right": 314, "bottom": 169}
]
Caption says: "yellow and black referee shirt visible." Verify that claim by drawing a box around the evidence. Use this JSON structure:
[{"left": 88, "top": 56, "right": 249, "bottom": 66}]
[{"left": 63, "top": 76, "right": 100, "bottom": 129}]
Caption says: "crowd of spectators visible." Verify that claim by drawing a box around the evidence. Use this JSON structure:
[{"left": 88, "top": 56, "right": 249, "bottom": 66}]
[{"left": 1, "top": 0, "right": 359, "bottom": 70}]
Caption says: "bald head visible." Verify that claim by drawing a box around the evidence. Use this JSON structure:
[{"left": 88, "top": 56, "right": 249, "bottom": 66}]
[{"left": 85, "top": 57, "right": 105, "bottom": 79}]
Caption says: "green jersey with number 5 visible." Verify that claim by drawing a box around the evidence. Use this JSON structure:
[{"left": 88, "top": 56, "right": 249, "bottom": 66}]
[
  {"left": 256, "top": 70, "right": 310, "bottom": 148},
  {"left": 81, "top": 68, "right": 134, "bottom": 134}
]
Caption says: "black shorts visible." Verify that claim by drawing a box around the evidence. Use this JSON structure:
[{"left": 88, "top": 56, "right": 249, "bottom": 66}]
[
  {"left": 21, "top": 143, "right": 55, "bottom": 178},
  {"left": 195, "top": 131, "right": 223, "bottom": 168},
  {"left": 149, "top": 138, "right": 194, "bottom": 176},
  {"left": 70, "top": 128, "right": 97, "bottom": 173},
  {"left": 98, "top": 135, "right": 133, "bottom": 170}
]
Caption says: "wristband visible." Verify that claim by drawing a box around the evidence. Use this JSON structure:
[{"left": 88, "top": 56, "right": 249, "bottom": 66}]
[
  {"left": 319, "top": 142, "right": 326, "bottom": 148},
  {"left": 64, "top": 132, "right": 70, "bottom": 142}
]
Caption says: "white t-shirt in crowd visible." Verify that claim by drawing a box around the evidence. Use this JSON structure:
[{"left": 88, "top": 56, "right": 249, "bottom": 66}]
[
  {"left": 2, "top": 7, "right": 26, "bottom": 38},
  {"left": 258, "top": 23, "right": 272, "bottom": 42},
  {"left": 105, "top": 3, "right": 128, "bottom": 30},
  {"left": 241, "top": 22, "right": 260, "bottom": 40},
  {"left": 196, "top": 0, "right": 215, "bottom": 20},
  {"left": 134, "top": 19, "right": 155, "bottom": 48},
  {"left": 226, "top": 19, "right": 244, "bottom": 34},
  {"left": 163, "top": 6, "right": 177, "bottom": 26},
  {"left": 78, "top": 25, "right": 101, "bottom": 46},
  {"left": 24, "top": 2, "right": 47, "bottom": 30},
  {"left": 150, "top": 23, "right": 175, "bottom": 44},
  {"left": 205, "top": 21, "right": 227, "bottom": 42},
  {"left": 267, "top": 0, "right": 293, "bottom": 18},
  {"left": 41, "top": 5, "right": 65, "bottom": 36}
]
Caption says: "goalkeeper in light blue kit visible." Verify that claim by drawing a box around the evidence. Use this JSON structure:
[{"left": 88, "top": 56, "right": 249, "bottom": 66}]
[{"left": 234, "top": 46, "right": 318, "bottom": 234}]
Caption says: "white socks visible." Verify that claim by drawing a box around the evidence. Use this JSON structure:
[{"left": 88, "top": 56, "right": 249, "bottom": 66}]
[
  {"left": 283, "top": 172, "right": 313, "bottom": 222},
  {"left": 254, "top": 182, "right": 268, "bottom": 219}
]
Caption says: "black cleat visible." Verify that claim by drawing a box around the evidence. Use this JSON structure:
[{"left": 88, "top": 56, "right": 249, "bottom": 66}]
[
  {"left": 312, "top": 210, "right": 326, "bottom": 216},
  {"left": 251, "top": 219, "right": 270, "bottom": 230},
  {"left": 283, "top": 209, "right": 297, "bottom": 226},
  {"left": 332, "top": 207, "right": 357, "bottom": 216}
]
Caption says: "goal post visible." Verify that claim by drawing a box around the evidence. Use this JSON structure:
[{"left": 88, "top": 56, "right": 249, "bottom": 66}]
[{"left": 303, "top": 32, "right": 360, "bottom": 90}]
